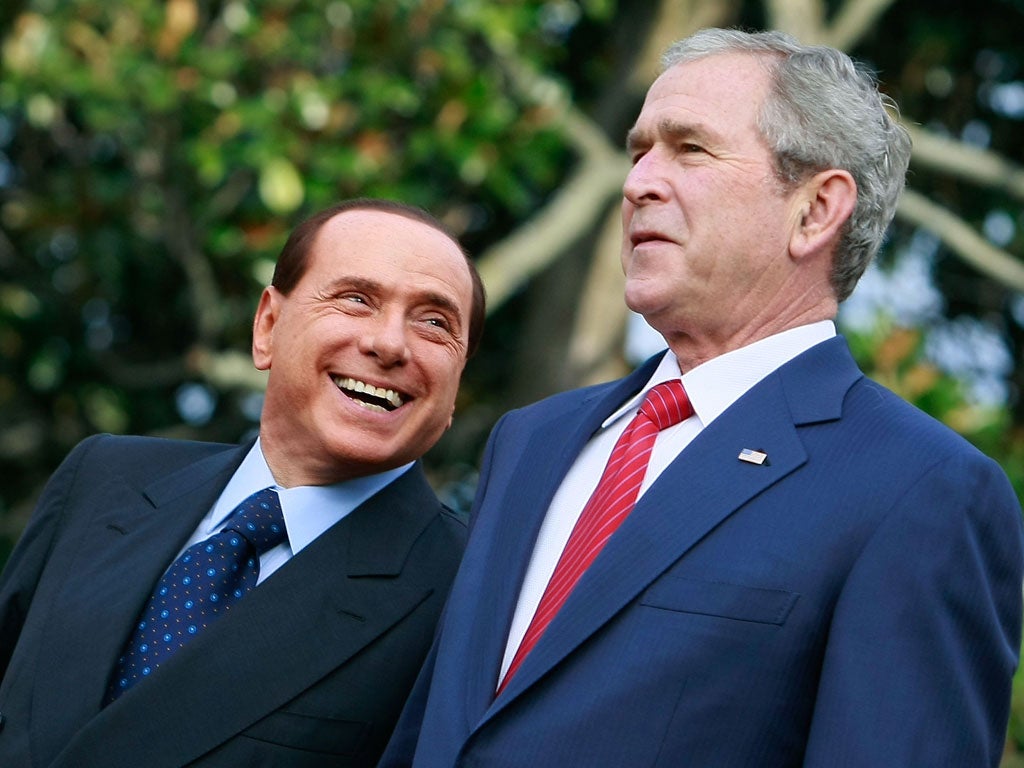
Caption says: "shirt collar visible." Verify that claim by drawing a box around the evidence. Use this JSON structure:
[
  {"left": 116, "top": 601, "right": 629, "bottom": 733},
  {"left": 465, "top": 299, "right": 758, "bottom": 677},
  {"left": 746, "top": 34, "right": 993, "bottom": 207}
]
[
  {"left": 209, "top": 439, "right": 413, "bottom": 554},
  {"left": 602, "top": 320, "right": 836, "bottom": 429}
]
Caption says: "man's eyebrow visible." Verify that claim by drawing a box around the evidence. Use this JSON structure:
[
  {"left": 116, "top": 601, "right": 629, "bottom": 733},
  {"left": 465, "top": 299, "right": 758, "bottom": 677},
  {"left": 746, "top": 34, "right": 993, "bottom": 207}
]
[
  {"left": 324, "top": 275, "right": 381, "bottom": 296},
  {"left": 626, "top": 119, "right": 705, "bottom": 152},
  {"left": 324, "top": 276, "right": 463, "bottom": 321},
  {"left": 625, "top": 125, "right": 646, "bottom": 153},
  {"left": 418, "top": 291, "right": 464, "bottom": 324}
]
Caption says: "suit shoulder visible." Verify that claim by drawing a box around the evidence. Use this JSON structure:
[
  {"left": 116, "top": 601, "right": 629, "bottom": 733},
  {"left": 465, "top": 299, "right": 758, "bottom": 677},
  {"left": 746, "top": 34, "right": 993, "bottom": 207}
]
[
  {"left": 420, "top": 500, "right": 468, "bottom": 548},
  {"left": 67, "top": 433, "right": 239, "bottom": 479},
  {"left": 412, "top": 506, "right": 467, "bottom": 575},
  {"left": 383, "top": 467, "right": 468, "bottom": 558},
  {"left": 845, "top": 377, "right": 989, "bottom": 460},
  {"left": 502, "top": 379, "right": 622, "bottom": 422},
  {"left": 438, "top": 504, "right": 469, "bottom": 540},
  {"left": 835, "top": 377, "right": 1022, "bottom": 523}
]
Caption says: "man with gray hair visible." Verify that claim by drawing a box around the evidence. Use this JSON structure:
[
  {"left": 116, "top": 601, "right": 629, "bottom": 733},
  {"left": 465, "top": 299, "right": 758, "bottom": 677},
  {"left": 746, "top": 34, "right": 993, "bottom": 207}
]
[{"left": 382, "top": 28, "right": 1023, "bottom": 767}]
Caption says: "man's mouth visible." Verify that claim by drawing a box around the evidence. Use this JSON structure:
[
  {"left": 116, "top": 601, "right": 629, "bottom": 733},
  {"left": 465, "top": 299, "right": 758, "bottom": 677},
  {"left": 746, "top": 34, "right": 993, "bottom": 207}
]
[
  {"left": 332, "top": 376, "right": 405, "bottom": 413},
  {"left": 630, "top": 230, "right": 669, "bottom": 247}
]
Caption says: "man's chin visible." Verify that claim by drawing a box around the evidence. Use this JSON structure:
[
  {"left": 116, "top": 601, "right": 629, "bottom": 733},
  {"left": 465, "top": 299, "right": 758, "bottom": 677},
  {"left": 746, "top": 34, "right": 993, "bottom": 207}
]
[{"left": 622, "top": 287, "right": 664, "bottom": 319}]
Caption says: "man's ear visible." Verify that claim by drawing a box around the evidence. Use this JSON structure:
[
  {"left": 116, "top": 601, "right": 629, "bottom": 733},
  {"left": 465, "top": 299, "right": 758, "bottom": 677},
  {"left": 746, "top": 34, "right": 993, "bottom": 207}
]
[
  {"left": 252, "top": 287, "right": 281, "bottom": 371},
  {"left": 790, "top": 169, "right": 857, "bottom": 260}
]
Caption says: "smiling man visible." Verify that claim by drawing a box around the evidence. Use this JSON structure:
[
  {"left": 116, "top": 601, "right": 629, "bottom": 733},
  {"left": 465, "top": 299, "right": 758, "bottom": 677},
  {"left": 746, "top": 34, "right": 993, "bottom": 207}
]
[
  {"left": 253, "top": 202, "right": 481, "bottom": 487},
  {"left": 0, "top": 198, "right": 484, "bottom": 768}
]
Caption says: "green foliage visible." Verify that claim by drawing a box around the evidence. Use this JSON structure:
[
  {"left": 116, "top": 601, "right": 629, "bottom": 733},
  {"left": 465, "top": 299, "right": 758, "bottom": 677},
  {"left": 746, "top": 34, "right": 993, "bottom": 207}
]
[{"left": 0, "top": 0, "right": 592, "bottom": 529}]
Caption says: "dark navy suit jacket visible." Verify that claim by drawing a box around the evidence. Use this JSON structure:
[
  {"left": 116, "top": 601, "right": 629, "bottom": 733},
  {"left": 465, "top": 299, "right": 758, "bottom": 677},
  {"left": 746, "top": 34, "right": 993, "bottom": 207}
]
[
  {"left": 382, "top": 337, "right": 1023, "bottom": 767},
  {"left": 0, "top": 435, "right": 466, "bottom": 767}
]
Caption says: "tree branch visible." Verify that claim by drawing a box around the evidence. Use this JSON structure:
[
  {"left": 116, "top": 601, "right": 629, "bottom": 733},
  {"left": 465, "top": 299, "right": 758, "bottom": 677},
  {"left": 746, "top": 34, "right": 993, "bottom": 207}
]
[
  {"left": 190, "top": 347, "right": 268, "bottom": 391},
  {"left": 476, "top": 156, "right": 628, "bottom": 311},
  {"left": 474, "top": 44, "right": 631, "bottom": 313},
  {"left": 767, "top": 0, "right": 896, "bottom": 49},
  {"left": 161, "top": 177, "right": 226, "bottom": 345},
  {"left": 96, "top": 346, "right": 266, "bottom": 392},
  {"left": 905, "top": 123, "right": 1024, "bottom": 203},
  {"left": 632, "top": 0, "right": 740, "bottom": 88},
  {"left": 567, "top": 205, "right": 632, "bottom": 385},
  {"left": 826, "top": 0, "right": 897, "bottom": 51},
  {"left": 766, "top": 0, "right": 826, "bottom": 44},
  {"left": 897, "top": 187, "right": 1024, "bottom": 293},
  {"left": 144, "top": 115, "right": 226, "bottom": 346}
]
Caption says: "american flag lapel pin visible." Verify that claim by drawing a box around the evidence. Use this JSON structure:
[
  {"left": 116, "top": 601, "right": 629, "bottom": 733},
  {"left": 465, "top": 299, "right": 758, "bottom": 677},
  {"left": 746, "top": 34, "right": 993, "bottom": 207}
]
[{"left": 738, "top": 448, "right": 769, "bottom": 466}]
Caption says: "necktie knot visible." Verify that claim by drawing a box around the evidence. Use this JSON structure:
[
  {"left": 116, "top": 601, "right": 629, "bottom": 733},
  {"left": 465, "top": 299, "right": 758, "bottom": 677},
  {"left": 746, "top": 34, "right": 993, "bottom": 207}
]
[
  {"left": 223, "top": 487, "right": 287, "bottom": 555},
  {"left": 638, "top": 380, "right": 692, "bottom": 431}
]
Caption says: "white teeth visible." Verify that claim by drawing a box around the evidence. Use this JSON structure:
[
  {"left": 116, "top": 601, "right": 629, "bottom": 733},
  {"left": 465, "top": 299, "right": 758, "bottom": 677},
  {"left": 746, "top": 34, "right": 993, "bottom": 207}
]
[
  {"left": 333, "top": 377, "right": 404, "bottom": 409},
  {"left": 354, "top": 400, "right": 388, "bottom": 413}
]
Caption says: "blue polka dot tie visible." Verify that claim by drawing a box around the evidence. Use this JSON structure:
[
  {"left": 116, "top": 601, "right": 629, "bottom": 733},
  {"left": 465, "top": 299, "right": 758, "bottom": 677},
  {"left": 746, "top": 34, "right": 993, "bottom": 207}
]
[{"left": 104, "top": 487, "right": 287, "bottom": 703}]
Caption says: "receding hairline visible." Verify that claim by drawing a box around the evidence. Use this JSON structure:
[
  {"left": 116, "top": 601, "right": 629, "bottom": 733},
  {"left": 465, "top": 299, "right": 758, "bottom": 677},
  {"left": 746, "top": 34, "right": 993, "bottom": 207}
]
[
  {"left": 625, "top": 52, "right": 776, "bottom": 155},
  {"left": 319, "top": 204, "right": 462, "bottom": 243},
  {"left": 312, "top": 207, "right": 474, "bottom": 279}
]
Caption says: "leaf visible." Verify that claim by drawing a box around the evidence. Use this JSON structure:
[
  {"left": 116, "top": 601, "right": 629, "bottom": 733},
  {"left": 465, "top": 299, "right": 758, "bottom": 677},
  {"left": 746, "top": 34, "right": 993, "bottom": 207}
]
[{"left": 258, "top": 156, "right": 304, "bottom": 214}]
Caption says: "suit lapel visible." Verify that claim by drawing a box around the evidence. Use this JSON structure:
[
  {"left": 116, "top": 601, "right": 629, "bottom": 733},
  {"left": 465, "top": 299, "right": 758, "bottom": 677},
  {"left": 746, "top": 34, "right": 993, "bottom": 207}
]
[
  {"left": 461, "top": 370, "right": 656, "bottom": 710},
  {"left": 52, "top": 464, "right": 443, "bottom": 768},
  {"left": 461, "top": 408, "right": 592, "bottom": 711},
  {"left": 35, "top": 443, "right": 247, "bottom": 753},
  {"left": 486, "top": 338, "right": 862, "bottom": 711}
]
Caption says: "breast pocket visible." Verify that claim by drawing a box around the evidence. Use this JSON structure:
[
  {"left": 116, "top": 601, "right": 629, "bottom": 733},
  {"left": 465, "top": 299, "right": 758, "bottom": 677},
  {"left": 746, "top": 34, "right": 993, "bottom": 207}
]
[
  {"left": 241, "top": 710, "right": 370, "bottom": 756},
  {"left": 641, "top": 575, "right": 799, "bottom": 625}
]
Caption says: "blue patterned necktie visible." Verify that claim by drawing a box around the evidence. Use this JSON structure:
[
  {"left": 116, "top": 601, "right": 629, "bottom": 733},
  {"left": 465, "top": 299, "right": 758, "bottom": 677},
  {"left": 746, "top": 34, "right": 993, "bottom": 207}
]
[{"left": 104, "top": 487, "right": 287, "bottom": 703}]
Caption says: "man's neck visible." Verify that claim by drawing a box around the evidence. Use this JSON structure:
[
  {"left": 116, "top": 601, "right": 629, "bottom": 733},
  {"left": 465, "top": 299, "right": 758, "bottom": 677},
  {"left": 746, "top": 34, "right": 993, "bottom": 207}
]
[{"left": 664, "top": 306, "right": 837, "bottom": 374}]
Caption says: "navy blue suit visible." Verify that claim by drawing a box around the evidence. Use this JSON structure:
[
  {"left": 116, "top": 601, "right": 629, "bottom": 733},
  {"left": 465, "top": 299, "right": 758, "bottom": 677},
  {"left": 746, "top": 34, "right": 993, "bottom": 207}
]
[
  {"left": 383, "top": 337, "right": 1023, "bottom": 767},
  {"left": 0, "top": 435, "right": 466, "bottom": 767}
]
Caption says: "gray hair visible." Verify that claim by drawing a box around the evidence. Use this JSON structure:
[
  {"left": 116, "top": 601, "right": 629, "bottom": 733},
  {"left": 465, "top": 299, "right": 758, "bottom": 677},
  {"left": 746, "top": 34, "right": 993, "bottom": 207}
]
[{"left": 662, "top": 28, "right": 912, "bottom": 302}]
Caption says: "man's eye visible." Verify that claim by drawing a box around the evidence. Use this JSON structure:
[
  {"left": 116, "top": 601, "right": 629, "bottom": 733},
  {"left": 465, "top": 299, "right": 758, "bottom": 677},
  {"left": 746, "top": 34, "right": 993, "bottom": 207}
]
[{"left": 425, "top": 317, "right": 451, "bottom": 330}]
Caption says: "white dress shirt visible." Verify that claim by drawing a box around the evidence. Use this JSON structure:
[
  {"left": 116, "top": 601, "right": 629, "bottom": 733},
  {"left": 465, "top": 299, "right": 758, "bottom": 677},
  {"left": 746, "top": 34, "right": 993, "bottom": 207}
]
[
  {"left": 498, "top": 321, "right": 837, "bottom": 683},
  {"left": 175, "top": 438, "right": 412, "bottom": 584}
]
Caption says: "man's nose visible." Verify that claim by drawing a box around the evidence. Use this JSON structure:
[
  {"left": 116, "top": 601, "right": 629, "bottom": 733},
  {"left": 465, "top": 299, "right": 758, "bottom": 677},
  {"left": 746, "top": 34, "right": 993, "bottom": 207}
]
[
  {"left": 622, "top": 151, "right": 670, "bottom": 206},
  {"left": 359, "top": 314, "right": 410, "bottom": 367}
]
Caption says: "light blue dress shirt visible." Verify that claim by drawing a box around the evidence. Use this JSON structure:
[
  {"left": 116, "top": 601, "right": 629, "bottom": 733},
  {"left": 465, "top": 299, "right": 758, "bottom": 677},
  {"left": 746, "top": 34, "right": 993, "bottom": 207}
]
[{"left": 175, "top": 438, "right": 413, "bottom": 583}]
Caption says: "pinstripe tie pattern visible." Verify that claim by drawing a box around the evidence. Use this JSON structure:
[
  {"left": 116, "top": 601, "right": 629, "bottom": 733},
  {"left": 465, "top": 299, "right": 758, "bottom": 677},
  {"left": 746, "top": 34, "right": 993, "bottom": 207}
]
[{"left": 498, "top": 380, "right": 692, "bottom": 694}]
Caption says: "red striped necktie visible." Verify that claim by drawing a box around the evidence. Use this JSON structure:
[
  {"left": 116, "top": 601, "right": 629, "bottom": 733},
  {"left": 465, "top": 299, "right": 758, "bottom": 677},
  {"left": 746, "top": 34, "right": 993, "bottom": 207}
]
[{"left": 498, "top": 379, "right": 692, "bottom": 695}]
